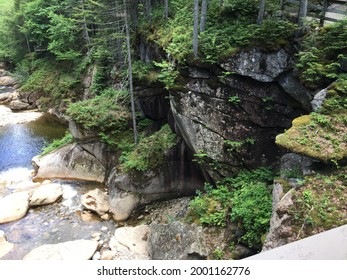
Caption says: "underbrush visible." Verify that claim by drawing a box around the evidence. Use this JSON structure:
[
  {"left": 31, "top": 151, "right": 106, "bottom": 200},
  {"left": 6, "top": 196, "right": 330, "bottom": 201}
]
[{"left": 187, "top": 168, "right": 274, "bottom": 252}]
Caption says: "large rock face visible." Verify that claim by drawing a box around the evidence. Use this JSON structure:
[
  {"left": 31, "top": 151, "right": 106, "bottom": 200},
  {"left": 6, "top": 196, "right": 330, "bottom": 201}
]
[
  {"left": 32, "top": 143, "right": 106, "bottom": 183},
  {"left": 171, "top": 60, "right": 305, "bottom": 179}
]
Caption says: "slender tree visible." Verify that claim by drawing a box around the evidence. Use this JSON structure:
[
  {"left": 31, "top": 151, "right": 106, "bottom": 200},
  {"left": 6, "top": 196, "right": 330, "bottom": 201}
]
[
  {"left": 279, "top": 0, "right": 285, "bottom": 19},
  {"left": 257, "top": 0, "right": 266, "bottom": 25},
  {"left": 145, "top": 0, "right": 152, "bottom": 22},
  {"left": 200, "top": 0, "right": 208, "bottom": 32},
  {"left": 123, "top": 0, "right": 138, "bottom": 144},
  {"left": 298, "top": 0, "right": 308, "bottom": 27},
  {"left": 164, "top": 0, "right": 169, "bottom": 20},
  {"left": 193, "top": 0, "right": 199, "bottom": 57},
  {"left": 320, "top": 0, "right": 328, "bottom": 27},
  {"left": 80, "top": 0, "right": 91, "bottom": 49}
]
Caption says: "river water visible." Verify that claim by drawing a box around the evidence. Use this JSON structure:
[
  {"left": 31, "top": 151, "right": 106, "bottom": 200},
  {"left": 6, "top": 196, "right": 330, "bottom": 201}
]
[{"left": 0, "top": 92, "right": 116, "bottom": 260}]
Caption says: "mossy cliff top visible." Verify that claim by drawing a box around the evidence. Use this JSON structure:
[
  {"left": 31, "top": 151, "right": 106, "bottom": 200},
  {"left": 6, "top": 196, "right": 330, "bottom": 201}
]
[{"left": 276, "top": 87, "right": 347, "bottom": 163}]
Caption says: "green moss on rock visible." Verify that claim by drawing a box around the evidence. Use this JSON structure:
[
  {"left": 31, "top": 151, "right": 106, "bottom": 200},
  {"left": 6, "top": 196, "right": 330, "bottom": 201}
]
[{"left": 276, "top": 92, "right": 346, "bottom": 163}]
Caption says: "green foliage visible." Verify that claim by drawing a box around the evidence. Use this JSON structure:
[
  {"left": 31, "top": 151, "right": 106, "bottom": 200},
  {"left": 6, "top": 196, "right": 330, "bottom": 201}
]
[
  {"left": 47, "top": 11, "right": 81, "bottom": 61},
  {"left": 66, "top": 89, "right": 131, "bottom": 133},
  {"left": 230, "top": 182, "right": 272, "bottom": 249},
  {"left": 120, "top": 124, "right": 177, "bottom": 172},
  {"left": 228, "top": 95, "right": 241, "bottom": 105},
  {"left": 153, "top": 60, "right": 179, "bottom": 89},
  {"left": 132, "top": 60, "right": 159, "bottom": 84},
  {"left": 252, "top": 19, "right": 297, "bottom": 51},
  {"left": 188, "top": 168, "right": 274, "bottom": 250},
  {"left": 41, "top": 132, "right": 73, "bottom": 156},
  {"left": 19, "top": 58, "right": 80, "bottom": 104},
  {"left": 296, "top": 20, "right": 347, "bottom": 89},
  {"left": 140, "top": 0, "right": 297, "bottom": 63},
  {"left": 222, "top": 0, "right": 259, "bottom": 18},
  {"left": 224, "top": 137, "right": 255, "bottom": 152}
]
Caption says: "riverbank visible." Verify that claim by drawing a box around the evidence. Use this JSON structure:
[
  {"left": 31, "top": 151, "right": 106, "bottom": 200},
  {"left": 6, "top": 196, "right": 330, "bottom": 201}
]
[{"left": 0, "top": 105, "right": 42, "bottom": 127}]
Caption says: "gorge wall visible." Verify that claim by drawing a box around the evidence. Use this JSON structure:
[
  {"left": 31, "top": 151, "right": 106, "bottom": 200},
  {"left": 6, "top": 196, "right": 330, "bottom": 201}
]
[{"left": 31, "top": 42, "right": 315, "bottom": 221}]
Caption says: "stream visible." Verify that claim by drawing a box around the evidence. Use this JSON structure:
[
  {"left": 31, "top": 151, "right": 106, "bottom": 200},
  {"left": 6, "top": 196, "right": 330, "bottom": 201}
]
[{"left": 0, "top": 88, "right": 116, "bottom": 260}]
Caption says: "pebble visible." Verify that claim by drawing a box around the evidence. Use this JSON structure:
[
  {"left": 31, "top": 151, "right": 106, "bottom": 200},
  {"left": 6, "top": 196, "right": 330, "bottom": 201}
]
[
  {"left": 101, "top": 226, "right": 108, "bottom": 232},
  {"left": 91, "top": 233, "right": 101, "bottom": 241},
  {"left": 101, "top": 214, "right": 110, "bottom": 220}
]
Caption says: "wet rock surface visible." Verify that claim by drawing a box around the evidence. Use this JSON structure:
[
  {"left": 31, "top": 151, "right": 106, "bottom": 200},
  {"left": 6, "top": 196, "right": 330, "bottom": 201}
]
[
  {"left": 0, "top": 192, "right": 30, "bottom": 224},
  {"left": 23, "top": 239, "right": 98, "bottom": 260},
  {"left": 32, "top": 143, "right": 106, "bottom": 183}
]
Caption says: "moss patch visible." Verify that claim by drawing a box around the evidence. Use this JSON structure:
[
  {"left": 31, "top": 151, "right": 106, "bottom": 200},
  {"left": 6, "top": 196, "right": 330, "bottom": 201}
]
[
  {"left": 289, "top": 167, "right": 347, "bottom": 240},
  {"left": 276, "top": 88, "right": 347, "bottom": 163}
]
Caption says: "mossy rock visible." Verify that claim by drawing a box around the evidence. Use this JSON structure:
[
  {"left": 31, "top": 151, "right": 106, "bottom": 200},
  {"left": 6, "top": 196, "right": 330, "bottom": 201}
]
[{"left": 276, "top": 112, "right": 347, "bottom": 163}]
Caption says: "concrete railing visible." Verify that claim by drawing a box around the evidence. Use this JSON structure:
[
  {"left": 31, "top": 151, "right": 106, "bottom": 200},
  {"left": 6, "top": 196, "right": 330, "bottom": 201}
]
[{"left": 245, "top": 224, "right": 347, "bottom": 259}]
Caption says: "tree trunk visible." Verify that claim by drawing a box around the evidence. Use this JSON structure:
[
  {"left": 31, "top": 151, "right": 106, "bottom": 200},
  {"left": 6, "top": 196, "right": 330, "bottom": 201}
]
[
  {"left": 298, "top": 0, "right": 308, "bottom": 27},
  {"left": 193, "top": 0, "right": 199, "bottom": 58},
  {"left": 131, "top": 0, "right": 139, "bottom": 30},
  {"left": 123, "top": 0, "right": 138, "bottom": 145},
  {"left": 80, "top": 0, "right": 91, "bottom": 49},
  {"left": 146, "top": 0, "right": 152, "bottom": 22},
  {"left": 320, "top": 0, "right": 328, "bottom": 27},
  {"left": 257, "top": 0, "right": 266, "bottom": 25},
  {"left": 164, "top": 0, "right": 169, "bottom": 20},
  {"left": 200, "top": 0, "right": 208, "bottom": 32},
  {"left": 279, "top": 0, "right": 285, "bottom": 19}
]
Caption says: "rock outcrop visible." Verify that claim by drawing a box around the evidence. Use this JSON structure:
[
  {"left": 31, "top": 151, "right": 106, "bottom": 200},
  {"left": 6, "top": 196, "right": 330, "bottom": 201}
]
[
  {"left": 0, "top": 182, "right": 64, "bottom": 224},
  {"left": 171, "top": 51, "right": 305, "bottom": 179},
  {"left": 262, "top": 182, "right": 296, "bottom": 251},
  {"left": 0, "top": 76, "right": 16, "bottom": 87},
  {"left": 32, "top": 143, "right": 106, "bottom": 183},
  {"left": 149, "top": 221, "right": 208, "bottom": 260},
  {"left": 107, "top": 141, "right": 204, "bottom": 221},
  {"left": 23, "top": 239, "right": 98, "bottom": 260},
  {"left": 220, "top": 48, "right": 290, "bottom": 82}
]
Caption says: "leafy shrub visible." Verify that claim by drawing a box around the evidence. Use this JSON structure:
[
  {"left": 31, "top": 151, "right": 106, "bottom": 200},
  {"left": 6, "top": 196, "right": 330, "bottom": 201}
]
[
  {"left": 153, "top": 60, "right": 179, "bottom": 89},
  {"left": 66, "top": 89, "right": 131, "bottom": 133},
  {"left": 230, "top": 182, "right": 272, "bottom": 249},
  {"left": 222, "top": 0, "right": 259, "bottom": 18},
  {"left": 132, "top": 60, "right": 159, "bottom": 84},
  {"left": 296, "top": 19, "right": 347, "bottom": 89},
  {"left": 120, "top": 124, "right": 177, "bottom": 172},
  {"left": 187, "top": 168, "right": 274, "bottom": 250},
  {"left": 19, "top": 58, "right": 80, "bottom": 102},
  {"left": 252, "top": 19, "right": 297, "bottom": 51}
]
